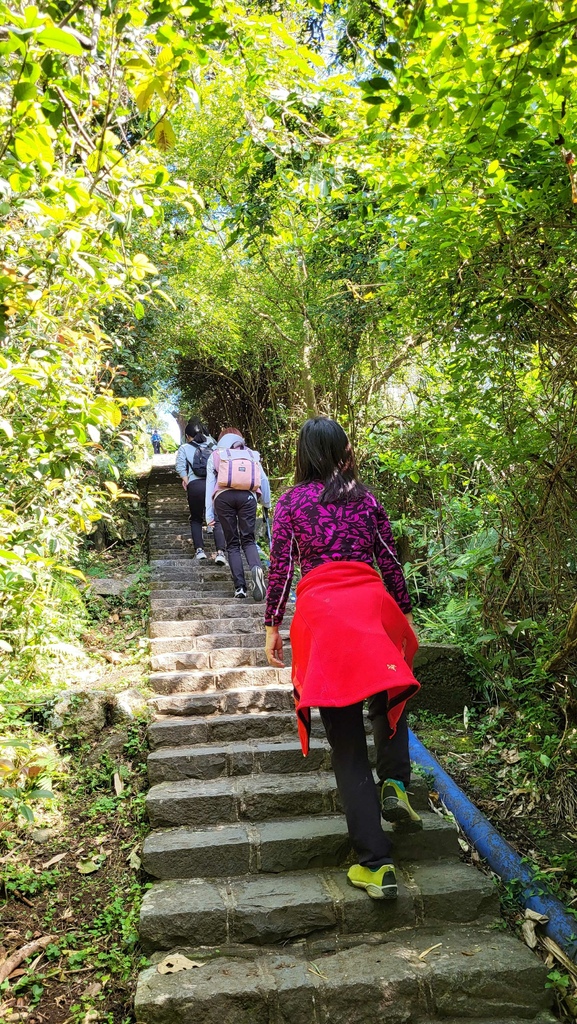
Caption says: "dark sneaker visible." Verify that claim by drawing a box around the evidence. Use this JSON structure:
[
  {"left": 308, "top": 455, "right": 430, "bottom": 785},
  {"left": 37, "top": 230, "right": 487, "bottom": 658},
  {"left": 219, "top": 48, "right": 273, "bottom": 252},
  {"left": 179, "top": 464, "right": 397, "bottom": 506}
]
[
  {"left": 251, "top": 565, "right": 266, "bottom": 602},
  {"left": 234, "top": 588, "right": 247, "bottom": 599},
  {"left": 347, "top": 863, "right": 397, "bottom": 900},
  {"left": 381, "top": 779, "right": 423, "bottom": 831}
]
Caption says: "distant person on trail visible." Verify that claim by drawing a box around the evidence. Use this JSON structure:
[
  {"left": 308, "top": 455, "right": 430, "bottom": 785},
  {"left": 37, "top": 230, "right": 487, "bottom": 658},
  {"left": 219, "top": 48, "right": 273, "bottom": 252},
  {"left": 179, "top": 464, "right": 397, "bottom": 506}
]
[
  {"left": 264, "top": 416, "right": 421, "bottom": 902},
  {"left": 205, "top": 427, "right": 271, "bottom": 600},
  {"left": 151, "top": 428, "right": 162, "bottom": 455},
  {"left": 175, "top": 419, "right": 227, "bottom": 565}
]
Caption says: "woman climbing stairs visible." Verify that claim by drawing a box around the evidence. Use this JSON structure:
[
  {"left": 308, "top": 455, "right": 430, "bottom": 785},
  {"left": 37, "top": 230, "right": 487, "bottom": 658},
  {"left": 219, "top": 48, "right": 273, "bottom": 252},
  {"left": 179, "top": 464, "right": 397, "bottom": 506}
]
[{"left": 135, "top": 460, "right": 555, "bottom": 1022}]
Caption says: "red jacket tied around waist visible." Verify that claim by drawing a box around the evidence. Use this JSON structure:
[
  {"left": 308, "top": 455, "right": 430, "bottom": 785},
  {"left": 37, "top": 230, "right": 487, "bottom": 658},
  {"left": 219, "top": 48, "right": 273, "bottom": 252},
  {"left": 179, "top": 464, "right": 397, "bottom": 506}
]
[{"left": 290, "top": 561, "right": 420, "bottom": 755}]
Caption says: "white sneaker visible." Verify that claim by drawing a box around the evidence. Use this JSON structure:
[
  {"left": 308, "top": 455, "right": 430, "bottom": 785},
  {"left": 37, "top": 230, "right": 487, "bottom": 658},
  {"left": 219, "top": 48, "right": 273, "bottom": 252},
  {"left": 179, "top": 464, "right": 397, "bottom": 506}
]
[
  {"left": 195, "top": 548, "right": 207, "bottom": 561},
  {"left": 214, "top": 551, "right": 227, "bottom": 566},
  {"left": 234, "top": 588, "right": 247, "bottom": 599}
]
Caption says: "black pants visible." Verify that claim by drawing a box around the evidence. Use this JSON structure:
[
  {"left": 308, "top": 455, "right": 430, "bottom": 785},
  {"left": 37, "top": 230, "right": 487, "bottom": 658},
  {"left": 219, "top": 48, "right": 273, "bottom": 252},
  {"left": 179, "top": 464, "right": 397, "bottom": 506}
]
[
  {"left": 214, "top": 489, "right": 261, "bottom": 589},
  {"left": 319, "top": 696, "right": 411, "bottom": 869},
  {"left": 187, "top": 479, "right": 225, "bottom": 551},
  {"left": 152, "top": 441, "right": 161, "bottom": 454}
]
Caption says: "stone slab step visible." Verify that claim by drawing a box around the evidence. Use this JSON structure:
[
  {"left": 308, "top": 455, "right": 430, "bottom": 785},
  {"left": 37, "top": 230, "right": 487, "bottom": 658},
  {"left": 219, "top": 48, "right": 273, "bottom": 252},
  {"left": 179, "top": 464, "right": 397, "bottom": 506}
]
[
  {"left": 151, "top": 645, "right": 292, "bottom": 672},
  {"left": 150, "top": 586, "right": 234, "bottom": 599},
  {"left": 135, "top": 925, "right": 551, "bottom": 1023},
  {"left": 151, "top": 592, "right": 247, "bottom": 607},
  {"left": 149, "top": 616, "right": 292, "bottom": 639},
  {"left": 148, "top": 711, "right": 311, "bottom": 748},
  {"left": 145, "top": 770, "right": 428, "bottom": 827},
  {"left": 147, "top": 736, "right": 332, "bottom": 783},
  {"left": 147, "top": 733, "right": 428, "bottom": 786},
  {"left": 142, "top": 812, "right": 459, "bottom": 879},
  {"left": 150, "top": 600, "right": 266, "bottom": 615},
  {"left": 149, "top": 665, "right": 292, "bottom": 695},
  {"left": 139, "top": 862, "right": 498, "bottom": 951},
  {"left": 151, "top": 589, "right": 257, "bottom": 602},
  {"left": 146, "top": 727, "right": 419, "bottom": 780},
  {"left": 151, "top": 602, "right": 285, "bottom": 621},
  {"left": 150, "top": 632, "right": 285, "bottom": 655},
  {"left": 151, "top": 575, "right": 229, "bottom": 587},
  {"left": 149, "top": 685, "right": 293, "bottom": 718},
  {"left": 146, "top": 771, "right": 341, "bottom": 827}
]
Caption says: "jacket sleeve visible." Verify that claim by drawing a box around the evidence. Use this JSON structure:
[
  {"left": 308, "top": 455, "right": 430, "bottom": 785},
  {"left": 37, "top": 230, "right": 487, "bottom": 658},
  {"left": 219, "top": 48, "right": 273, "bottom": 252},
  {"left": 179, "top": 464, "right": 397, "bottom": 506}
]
[
  {"left": 374, "top": 501, "right": 412, "bottom": 614},
  {"left": 264, "top": 493, "right": 297, "bottom": 627},
  {"left": 175, "top": 445, "right": 188, "bottom": 481},
  {"left": 259, "top": 467, "right": 271, "bottom": 509},
  {"left": 205, "top": 453, "right": 216, "bottom": 523}
]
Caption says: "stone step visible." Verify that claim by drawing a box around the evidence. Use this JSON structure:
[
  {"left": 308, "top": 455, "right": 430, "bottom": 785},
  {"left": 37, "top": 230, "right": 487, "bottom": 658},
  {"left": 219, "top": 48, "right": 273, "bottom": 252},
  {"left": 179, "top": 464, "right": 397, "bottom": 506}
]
[
  {"left": 149, "top": 711, "right": 301, "bottom": 748},
  {"left": 149, "top": 684, "right": 293, "bottom": 718},
  {"left": 149, "top": 665, "right": 292, "bottom": 695},
  {"left": 151, "top": 646, "right": 292, "bottom": 672},
  {"left": 149, "top": 554, "right": 254, "bottom": 570},
  {"left": 149, "top": 710, "right": 311, "bottom": 748},
  {"left": 146, "top": 771, "right": 341, "bottom": 828},
  {"left": 146, "top": 771, "right": 430, "bottom": 828},
  {"left": 151, "top": 574, "right": 229, "bottom": 587},
  {"left": 146, "top": 724, "right": 409, "bottom": 774},
  {"left": 139, "top": 861, "right": 498, "bottom": 951},
  {"left": 150, "top": 593, "right": 253, "bottom": 608},
  {"left": 149, "top": 616, "right": 292, "bottom": 639},
  {"left": 149, "top": 631, "right": 284, "bottom": 655},
  {"left": 150, "top": 581, "right": 232, "bottom": 593},
  {"left": 150, "top": 602, "right": 279, "bottom": 621},
  {"left": 135, "top": 927, "right": 550, "bottom": 1023},
  {"left": 147, "top": 736, "right": 333, "bottom": 783},
  {"left": 142, "top": 812, "right": 459, "bottom": 879}
]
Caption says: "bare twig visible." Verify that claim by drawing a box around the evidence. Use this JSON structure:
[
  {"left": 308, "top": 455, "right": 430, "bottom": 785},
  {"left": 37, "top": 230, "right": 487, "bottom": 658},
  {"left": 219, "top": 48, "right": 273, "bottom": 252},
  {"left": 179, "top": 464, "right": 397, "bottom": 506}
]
[{"left": 0, "top": 935, "right": 56, "bottom": 986}]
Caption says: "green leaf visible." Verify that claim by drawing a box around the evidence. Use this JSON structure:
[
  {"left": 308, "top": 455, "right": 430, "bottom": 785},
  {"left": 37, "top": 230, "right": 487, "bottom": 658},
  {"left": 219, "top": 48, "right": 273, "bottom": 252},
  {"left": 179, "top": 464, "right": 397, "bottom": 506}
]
[
  {"left": 76, "top": 854, "right": 106, "bottom": 874},
  {"left": 38, "top": 25, "right": 84, "bottom": 55},
  {"left": 366, "top": 76, "right": 390, "bottom": 91},
  {"left": 10, "top": 369, "right": 43, "bottom": 387},
  {"left": 366, "top": 104, "right": 381, "bottom": 125},
  {"left": 134, "top": 300, "right": 145, "bottom": 320},
  {"left": 375, "top": 56, "right": 396, "bottom": 72},
  {"left": 14, "top": 81, "right": 37, "bottom": 102}
]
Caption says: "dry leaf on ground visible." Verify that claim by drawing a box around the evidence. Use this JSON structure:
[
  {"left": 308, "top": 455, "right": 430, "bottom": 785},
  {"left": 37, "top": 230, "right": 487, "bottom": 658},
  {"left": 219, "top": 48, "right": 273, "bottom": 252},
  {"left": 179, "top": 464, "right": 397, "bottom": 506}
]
[{"left": 157, "top": 954, "right": 204, "bottom": 974}]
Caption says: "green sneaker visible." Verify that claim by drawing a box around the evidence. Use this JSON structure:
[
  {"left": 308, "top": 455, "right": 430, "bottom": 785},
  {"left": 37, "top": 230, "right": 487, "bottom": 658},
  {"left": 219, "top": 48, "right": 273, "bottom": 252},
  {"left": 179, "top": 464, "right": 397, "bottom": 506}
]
[
  {"left": 347, "top": 863, "right": 397, "bottom": 900},
  {"left": 381, "top": 779, "right": 423, "bottom": 831}
]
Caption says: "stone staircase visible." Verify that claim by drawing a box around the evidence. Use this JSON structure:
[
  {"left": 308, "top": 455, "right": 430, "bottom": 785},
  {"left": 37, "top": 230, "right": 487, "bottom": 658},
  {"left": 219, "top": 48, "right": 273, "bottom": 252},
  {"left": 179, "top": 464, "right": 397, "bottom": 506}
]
[{"left": 135, "top": 460, "right": 554, "bottom": 1023}]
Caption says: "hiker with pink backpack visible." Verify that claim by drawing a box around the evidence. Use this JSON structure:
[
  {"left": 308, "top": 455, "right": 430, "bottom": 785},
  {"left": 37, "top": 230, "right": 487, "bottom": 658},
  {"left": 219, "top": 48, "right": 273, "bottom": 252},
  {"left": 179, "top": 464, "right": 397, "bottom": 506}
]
[{"left": 205, "top": 428, "right": 271, "bottom": 601}]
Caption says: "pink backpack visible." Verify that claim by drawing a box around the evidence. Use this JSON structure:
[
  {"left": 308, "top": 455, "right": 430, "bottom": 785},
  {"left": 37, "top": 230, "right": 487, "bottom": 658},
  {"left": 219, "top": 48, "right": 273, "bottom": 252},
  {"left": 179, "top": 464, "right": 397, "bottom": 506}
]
[{"left": 213, "top": 447, "right": 262, "bottom": 492}]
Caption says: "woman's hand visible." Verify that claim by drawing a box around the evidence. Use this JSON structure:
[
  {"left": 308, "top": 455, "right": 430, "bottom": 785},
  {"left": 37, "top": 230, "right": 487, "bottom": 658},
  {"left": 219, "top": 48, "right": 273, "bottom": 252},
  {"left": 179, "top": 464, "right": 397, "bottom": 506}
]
[
  {"left": 265, "top": 625, "right": 284, "bottom": 667},
  {"left": 181, "top": 478, "right": 188, "bottom": 490}
]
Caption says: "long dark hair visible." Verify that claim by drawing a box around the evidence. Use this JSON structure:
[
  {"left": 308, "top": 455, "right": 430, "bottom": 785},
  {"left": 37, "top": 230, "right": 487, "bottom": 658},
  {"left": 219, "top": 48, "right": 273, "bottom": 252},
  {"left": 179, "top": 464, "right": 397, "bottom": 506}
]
[
  {"left": 294, "top": 417, "right": 367, "bottom": 503},
  {"left": 185, "top": 417, "right": 207, "bottom": 444}
]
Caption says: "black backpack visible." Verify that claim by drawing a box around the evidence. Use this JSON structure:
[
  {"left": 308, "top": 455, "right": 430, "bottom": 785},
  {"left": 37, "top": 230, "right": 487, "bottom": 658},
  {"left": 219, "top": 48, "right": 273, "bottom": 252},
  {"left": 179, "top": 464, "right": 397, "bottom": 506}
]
[{"left": 185, "top": 441, "right": 212, "bottom": 479}]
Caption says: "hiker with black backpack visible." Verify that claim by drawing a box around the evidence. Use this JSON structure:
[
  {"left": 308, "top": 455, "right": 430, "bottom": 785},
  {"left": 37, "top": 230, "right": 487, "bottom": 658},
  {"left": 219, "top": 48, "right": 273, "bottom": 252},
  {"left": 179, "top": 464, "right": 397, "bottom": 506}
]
[
  {"left": 205, "top": 427, "right": 271, "bottom": 600},
  {"left": 175, "top": 420, "right": 227, "bottom": 564}
]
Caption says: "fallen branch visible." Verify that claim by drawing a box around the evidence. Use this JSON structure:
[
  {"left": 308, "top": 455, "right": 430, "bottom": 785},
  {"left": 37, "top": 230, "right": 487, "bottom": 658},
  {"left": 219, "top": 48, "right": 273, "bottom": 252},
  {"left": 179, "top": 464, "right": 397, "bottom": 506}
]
[{"left": 0, "top": 935, "right": 56, "bottom": 986}]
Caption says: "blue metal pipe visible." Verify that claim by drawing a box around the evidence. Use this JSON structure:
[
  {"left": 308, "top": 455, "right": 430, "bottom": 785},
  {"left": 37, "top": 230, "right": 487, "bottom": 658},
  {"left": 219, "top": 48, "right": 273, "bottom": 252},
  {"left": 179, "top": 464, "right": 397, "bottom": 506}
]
[{"left": 408, "top": 728, "right": 577, "bottom": 961}]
